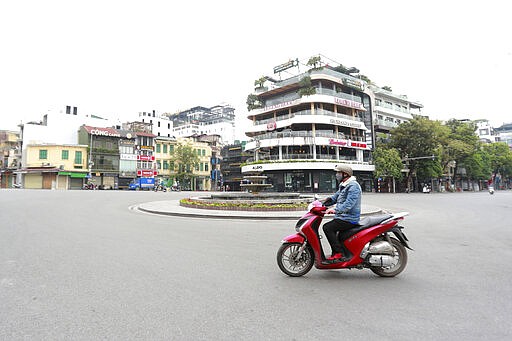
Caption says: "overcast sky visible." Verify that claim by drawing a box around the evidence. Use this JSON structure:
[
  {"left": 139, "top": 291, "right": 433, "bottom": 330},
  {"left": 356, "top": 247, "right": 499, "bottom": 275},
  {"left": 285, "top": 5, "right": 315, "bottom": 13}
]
[{"left": 1, "top": 0, "right": 510, "bottom": 137}]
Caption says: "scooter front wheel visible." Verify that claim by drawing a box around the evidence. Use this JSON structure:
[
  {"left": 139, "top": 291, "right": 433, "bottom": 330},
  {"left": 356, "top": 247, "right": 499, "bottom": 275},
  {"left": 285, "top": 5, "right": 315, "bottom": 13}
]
[{"left": 277, "top": 242, "right": 314, "bottom": 277}]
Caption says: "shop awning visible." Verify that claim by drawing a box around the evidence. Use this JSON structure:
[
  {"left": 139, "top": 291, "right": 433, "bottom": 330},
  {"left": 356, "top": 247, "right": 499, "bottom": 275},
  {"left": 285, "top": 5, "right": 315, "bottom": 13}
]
[{"left": 58, "top": 172, "right": 88, "bottom": 178}]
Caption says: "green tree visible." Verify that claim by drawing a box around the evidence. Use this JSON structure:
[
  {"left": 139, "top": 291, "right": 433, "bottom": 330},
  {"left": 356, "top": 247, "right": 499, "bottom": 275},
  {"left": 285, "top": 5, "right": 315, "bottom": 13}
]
[
  {"left": 254, "top": 76, "right": 266, "bottom": 89},
  {"left": 390, "top": 116, "right": 448, "bottom": 190},
  {"left": 483, "top": 142, "right": 512, "bottom": 181},
  {"left": 171, "top": 142, "right": 200, "bottom": 186},
  {"left": 442, "top": 119, "right": 485, "bottom": 187},
  {"left": 246, "top": 93, "right": 262, "bottom": 111},
  {"left": 306, "top": 56, "right": 322, "bottom": 70},
  {"left": 373, "top": 146, "right": 403, "bottom": 193},
  {"left": 297, "top": 75, "right": 316, "bottom": 97}
]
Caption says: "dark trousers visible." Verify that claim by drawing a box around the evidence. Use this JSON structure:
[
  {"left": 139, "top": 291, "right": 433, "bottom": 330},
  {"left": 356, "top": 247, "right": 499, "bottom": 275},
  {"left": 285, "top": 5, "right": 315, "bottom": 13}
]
[{"left": 323, "top": 219, "right": 358, "bottom": 255}]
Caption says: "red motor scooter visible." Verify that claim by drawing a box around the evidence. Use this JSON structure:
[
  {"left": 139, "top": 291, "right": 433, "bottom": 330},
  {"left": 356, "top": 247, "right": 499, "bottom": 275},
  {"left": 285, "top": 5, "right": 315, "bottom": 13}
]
[{"left": 277, "top": 199, "right": 412, "bottom": 277}]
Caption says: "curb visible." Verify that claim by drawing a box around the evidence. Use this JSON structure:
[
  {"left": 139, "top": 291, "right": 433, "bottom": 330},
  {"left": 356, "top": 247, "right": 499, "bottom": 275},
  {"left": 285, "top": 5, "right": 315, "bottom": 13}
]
[{"left": 136, "top": 200, "right": 383, "bottom": 220}]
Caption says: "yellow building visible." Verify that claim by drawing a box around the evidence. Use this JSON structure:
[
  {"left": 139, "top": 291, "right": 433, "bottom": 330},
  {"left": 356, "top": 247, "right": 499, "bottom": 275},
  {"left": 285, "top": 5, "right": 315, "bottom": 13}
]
[
  {"left": 154, "top": 137, "right": 212, "bottom": 191},
  {"left": 20, "top": 144, "right": 89, "bottom": 189}
]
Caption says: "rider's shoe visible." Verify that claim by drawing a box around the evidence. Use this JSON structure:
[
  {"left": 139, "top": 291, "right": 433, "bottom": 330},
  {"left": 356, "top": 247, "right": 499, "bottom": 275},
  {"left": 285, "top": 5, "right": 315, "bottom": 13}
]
[
  {"left": 327, "top": 253, "right": 344, "bottom": 261},
  {"left": 323, "top": 253, "right": 350, "bottom": 264}
]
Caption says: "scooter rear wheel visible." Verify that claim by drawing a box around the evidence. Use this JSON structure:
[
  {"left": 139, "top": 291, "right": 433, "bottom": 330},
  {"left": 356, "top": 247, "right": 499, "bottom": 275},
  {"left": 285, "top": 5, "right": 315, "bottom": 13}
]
[
  {"left": 277, "top": 242, "right": 314, "bottom": 277},
  {"left": 370, "top": 237, "right": 408, "bottom": 277}
]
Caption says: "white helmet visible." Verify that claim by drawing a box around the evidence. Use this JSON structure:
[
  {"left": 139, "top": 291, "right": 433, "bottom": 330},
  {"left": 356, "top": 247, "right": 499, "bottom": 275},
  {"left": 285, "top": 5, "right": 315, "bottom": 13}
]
[{"left": 334, "top": 164, "right": 353, "bottom": 176}]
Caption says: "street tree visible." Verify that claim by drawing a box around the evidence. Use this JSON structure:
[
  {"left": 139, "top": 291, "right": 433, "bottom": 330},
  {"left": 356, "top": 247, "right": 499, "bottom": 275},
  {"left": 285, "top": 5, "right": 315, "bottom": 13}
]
[
  {"left": 372, "top": 146, "right": 403, "bottom": 193},
  {"left": 441, "top": 119, "right": 486, "bottom": 189},
  {"left": 482, "top": 142, "right": 512, "bottom": 185},
  {"left": 390, "top": 116, "right": 448, "bottom": 190},
  {"left": 171, "top": 141, "right": 200, "bottom": 188}
]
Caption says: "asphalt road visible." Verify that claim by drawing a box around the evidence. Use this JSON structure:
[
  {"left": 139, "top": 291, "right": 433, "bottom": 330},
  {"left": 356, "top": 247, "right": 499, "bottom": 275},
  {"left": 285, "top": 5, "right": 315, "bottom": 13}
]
[{"left": 1, "top": 189, "right": 511, "bottom": 340}]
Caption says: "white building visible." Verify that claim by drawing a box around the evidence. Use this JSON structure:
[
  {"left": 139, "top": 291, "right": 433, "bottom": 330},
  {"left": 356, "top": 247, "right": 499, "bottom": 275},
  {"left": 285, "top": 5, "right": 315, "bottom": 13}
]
[
  {"left": 370, "top": 85, "right": 424, "bottom": 138},
  {"left": 168, "top": 104, "right": 237, "bottom": 145},
  {"left": 242, "top": 61, "right": 375, "bottom": 192},
  {"left": 136, "top": 110, "right": 174, "bottom": 138}
]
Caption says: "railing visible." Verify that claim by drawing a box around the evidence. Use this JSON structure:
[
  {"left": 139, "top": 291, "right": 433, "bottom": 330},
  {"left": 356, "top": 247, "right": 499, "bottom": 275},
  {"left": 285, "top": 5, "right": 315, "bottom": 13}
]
[
  {"left": 263, "top": 88, "right": 363, "bottom": 108},
  {"left": 252, "top": 130, "right": 365, "bottom": 142},
  {"left": 254, "top": 109, "right": 362, "bottom": 126},
  {"left": 245, "top": 154, "right": 359, "bottom": 163},
  {"left": 375, "top": 119, "right": 398, "bottom": 128}
]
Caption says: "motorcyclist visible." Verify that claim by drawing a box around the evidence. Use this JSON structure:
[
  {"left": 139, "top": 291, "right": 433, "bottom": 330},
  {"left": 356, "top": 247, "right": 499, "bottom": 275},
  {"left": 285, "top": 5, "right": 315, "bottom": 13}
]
[{"left": 322, "top": 164, "right": 362, "bottom": 262}]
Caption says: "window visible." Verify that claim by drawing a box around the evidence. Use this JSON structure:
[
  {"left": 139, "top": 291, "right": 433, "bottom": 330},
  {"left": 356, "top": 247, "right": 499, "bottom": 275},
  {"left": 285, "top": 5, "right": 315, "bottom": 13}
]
[
  {"left": 156, "top": 144, "right": 161, "bottom": 153},
  {"left": 205, "top": 163, "right": 209, "bottom": 172},
  {"left": 39, "top": 150, "right": 48, "bottom": 160},
  {"left": 62, "top": 150, "right": 69, "bottom": 160},
  {"left": 202, "top": 149, "right": 205, "bottom": 156},
  {"left": 74, "top": 151, "right": 82, "bottom": 164},
  {"left": 163, "top": 145, "right": 167, "bottom": 153},
  {"left": 169, "top": 145, "right": 174, "bottom": 154},
  {"left": 163, "top": 161, "right": 169, "bottom": 170}
]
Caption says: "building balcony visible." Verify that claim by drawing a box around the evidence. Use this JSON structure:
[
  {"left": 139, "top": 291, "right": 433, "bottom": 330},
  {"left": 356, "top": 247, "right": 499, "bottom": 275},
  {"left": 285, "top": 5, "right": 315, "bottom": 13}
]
[
  {"left": 246, "top": 154, "right": 363, "bottom": 163},
  {"left": 246, "top": 111, "right": 367, "bottom": 136},
  {"left": 248, "top": 92, "right": 365, "bottom": 119},
  {"left": 374, "top": 119, "right": 399, "bottom": 132},
  {"left": 373, "top": 104, "right": 413, "bottom": 120},
  {"left": 244, "top": 132, "right": 367, "bottom": 151}
]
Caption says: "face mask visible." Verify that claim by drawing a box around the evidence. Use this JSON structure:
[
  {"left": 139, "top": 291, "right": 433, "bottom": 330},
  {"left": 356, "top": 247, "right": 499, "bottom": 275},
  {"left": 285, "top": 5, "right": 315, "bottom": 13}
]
[{"left": 336, "top": 173, "right": 344, "bottom": 182}]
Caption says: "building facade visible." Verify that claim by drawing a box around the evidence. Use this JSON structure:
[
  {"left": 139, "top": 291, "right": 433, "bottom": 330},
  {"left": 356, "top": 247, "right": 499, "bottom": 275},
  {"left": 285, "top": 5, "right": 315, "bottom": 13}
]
[
  {"left": 242, "top": 64, "right": 375, "bottom": 192},
  {"left": 19, "top": 143, "right": 88, "bottom": 189},
  {"left": 0, "top": 130, "right": 19, "bottom": 188},
  {"left": 220, "top": 141, "right": 251, "bottom": 191},
  {"left": 168, "top": 104, "right": 237, "bottom": 145},
  {"left": 370, "top": 85, "right": 424, "bottom": 143}
]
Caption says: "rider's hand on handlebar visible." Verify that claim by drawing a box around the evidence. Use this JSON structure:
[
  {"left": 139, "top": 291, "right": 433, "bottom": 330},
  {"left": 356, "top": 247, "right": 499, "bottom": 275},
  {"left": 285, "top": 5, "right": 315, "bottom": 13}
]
[{"left": 325, "top": 208, "right": 336, "bottom": 215}]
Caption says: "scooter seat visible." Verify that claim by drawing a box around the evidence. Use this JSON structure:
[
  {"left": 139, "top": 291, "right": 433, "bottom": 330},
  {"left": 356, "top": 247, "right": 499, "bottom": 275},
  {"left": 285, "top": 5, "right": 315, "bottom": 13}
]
[
  {"left": 336, "top": 214, "right": 393, "bottom": 242},
  {"left": 358, "top": 214, "right": 393, "bottom": 229}
]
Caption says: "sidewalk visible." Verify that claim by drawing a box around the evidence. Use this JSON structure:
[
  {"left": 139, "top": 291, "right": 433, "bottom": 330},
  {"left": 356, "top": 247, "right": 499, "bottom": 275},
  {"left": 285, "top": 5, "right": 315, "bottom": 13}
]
[{"left": 136, "top": 200, "right": 383, "bottom": 220}]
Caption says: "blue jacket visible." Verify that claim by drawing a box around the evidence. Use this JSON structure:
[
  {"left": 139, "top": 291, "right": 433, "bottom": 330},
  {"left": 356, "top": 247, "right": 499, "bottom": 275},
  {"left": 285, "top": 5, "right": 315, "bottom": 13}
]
[{"left": 330, "top": 176, "right": 362, "bottom": 224}]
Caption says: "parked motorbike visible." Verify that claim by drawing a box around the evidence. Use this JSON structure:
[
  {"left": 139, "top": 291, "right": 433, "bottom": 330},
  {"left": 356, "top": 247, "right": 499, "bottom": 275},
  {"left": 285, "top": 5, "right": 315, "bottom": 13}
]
[
  {"left": 12, "top": 183, "right": 22, "bottom": 189},
  {"left": 82, "top": 183, "right": 96, "bottom": 190},
  {"left": 489, "top": 186, "right": 494, "bottom": 195},
  {"left": 154, "top": 184, "right": 167, "bottom": 192},
  {"left": 277, "top": 199, "right": 412, "bottom": 277}
]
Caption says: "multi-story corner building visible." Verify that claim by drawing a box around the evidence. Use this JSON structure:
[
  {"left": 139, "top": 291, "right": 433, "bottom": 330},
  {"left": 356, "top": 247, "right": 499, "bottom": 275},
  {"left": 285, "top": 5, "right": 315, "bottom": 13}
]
[
  {"left": 220, "top": 141, "right": 251, "bottom": 191},
  {"left": 19, "top": 143, "right": 89, "bottom": 189},
  {"left": 0, "top": 130, "right": 20, "bottom": 188},
  {"left": 370, "top": 85, "right": 424, "bottom": 143},
  {"left": 242, "top": 63, "right": 375, "bottom": 192}
]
